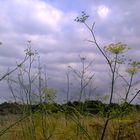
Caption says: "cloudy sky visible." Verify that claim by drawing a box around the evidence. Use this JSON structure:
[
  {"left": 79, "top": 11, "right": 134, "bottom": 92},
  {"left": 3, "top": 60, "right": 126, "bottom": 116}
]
[{"left": 0, "top": 0, "right": 140, "bottom": 103}]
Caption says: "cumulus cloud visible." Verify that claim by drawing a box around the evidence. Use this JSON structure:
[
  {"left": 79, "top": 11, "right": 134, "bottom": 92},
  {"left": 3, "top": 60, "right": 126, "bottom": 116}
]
[{"left": 0, "top": 0, "right": 64, "bottom": 33}]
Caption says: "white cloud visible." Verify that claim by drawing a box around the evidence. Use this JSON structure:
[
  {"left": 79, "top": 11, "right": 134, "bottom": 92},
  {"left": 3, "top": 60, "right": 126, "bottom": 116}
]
[
  {"left": 0, "top": 0, "right": 64, "bottom": 34},
  {"left": 97, "top": 5, "right": 110, "bottom": 19}
]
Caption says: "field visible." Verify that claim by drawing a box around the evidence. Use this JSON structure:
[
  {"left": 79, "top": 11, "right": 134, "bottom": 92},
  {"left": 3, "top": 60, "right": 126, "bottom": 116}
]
[{"left": 0, "top": 108, "right": 140, "bottom": 140}]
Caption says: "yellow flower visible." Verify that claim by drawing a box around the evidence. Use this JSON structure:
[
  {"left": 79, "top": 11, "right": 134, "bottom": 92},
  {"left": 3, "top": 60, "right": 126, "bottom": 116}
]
[{"left": 104, "top": 42, "right": 127, "bottom": 54}]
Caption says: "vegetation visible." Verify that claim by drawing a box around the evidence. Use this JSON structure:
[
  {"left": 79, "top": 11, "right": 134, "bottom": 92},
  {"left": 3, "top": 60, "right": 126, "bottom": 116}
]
[
  {"left": 0, "top": 12, "right": 139, "bottom": 140},
  {"left": 0, "top": 101, "right": 140, "bottom": 140}
]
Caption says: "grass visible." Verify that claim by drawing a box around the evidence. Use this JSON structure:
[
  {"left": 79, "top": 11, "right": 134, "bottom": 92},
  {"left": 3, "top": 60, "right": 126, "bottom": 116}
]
[{"left": 0, "top": 111, "right": 139, "bottom": 140}]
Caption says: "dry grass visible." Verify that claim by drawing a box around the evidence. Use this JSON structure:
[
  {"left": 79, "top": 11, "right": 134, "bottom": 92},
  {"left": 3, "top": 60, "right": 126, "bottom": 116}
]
[{"left": 0, "top": 112, "right": 139, "bottom": 140}]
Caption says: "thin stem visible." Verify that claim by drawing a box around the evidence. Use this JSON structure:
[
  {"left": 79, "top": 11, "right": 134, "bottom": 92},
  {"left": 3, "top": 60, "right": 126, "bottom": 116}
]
[
  {"left": 0, "top": 114, "right": 29, "bottom": 137},
  {"left": 129, "top": 89, "right": 140, "bottom": 104},
  {"left": 125, "top": 73, "right": 134, "bottom": 102},
  {"left": 101, "top": 119, "right": 109, "bottom": 140},
  {"left": 109, "top": 54, "right": 118, "bottom": 104},
  {"left": 84, "top": 22, "right": 113, "bottom": 73},
  {"left": 0, "top": 55, "right": 28, "bottom": 81},
  {"left": 66, "top": 71, "right": 70, "bottom": 103}
]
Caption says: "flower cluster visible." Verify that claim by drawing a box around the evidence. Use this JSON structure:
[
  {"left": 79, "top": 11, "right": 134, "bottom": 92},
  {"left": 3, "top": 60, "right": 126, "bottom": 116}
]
[
  {"left": 104, "top": 42, "right": 127, "bottom": 54},
  {"left": 74, "top": 11, "right": 89, "bottom": 23}
]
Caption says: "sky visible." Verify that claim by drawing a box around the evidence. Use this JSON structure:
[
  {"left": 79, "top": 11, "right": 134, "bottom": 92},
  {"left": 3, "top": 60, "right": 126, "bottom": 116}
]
[{"left": 0, "top": 0, "right": 140, "bottom": 103}]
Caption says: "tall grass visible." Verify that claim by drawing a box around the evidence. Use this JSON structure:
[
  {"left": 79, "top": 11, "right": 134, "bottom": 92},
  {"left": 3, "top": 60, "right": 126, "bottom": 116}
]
[{"left": 0, "top": 111, "right": 140, "bottom": 140}]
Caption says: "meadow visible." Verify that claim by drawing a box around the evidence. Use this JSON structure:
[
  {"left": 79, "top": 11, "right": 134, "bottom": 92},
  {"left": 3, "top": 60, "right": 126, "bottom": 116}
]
[{"left": 0, "top": 102, "right": 140, "bottom": 140}]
